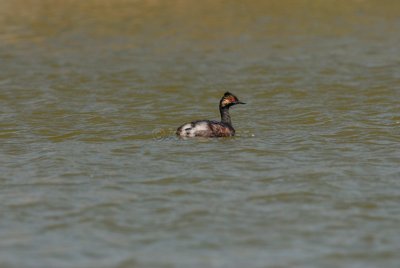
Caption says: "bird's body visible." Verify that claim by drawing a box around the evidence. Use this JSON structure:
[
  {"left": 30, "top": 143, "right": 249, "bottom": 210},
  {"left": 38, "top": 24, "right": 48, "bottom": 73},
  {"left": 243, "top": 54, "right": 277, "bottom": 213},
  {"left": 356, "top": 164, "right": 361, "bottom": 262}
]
[
  {"left": 176, "top": 92, "right": 245, "bottom": 138},
  {"left": 176, "top": 120, "right": 234, "bottom": 138}
]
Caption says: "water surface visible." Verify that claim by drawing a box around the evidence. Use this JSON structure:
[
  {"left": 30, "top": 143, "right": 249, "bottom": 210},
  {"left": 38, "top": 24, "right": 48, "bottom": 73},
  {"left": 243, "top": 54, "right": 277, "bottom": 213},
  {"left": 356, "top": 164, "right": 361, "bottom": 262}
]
[{"left": 1, "top": 1, "right": 400, "bottom": 267}]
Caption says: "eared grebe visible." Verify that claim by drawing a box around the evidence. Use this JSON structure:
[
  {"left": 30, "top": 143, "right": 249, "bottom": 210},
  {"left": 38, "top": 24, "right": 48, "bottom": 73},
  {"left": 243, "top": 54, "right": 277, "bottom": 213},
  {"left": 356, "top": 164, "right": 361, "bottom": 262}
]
[{"left": 176, "top": 92, "right": 245, "bottom": 138}]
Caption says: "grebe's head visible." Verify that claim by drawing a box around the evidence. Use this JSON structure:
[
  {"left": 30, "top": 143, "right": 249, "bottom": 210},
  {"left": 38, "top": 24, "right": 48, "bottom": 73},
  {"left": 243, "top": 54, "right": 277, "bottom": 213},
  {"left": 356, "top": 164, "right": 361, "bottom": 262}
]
[{"left": 219, "top": 92, "right": 245, "bottom": 108}]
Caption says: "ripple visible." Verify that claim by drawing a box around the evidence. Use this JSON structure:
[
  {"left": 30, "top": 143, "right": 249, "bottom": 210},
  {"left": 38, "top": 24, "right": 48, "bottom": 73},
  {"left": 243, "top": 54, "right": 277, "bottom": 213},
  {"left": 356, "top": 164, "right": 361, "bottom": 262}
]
[{"left": 247, "top": 192, "right": 327, "bottom": 203}]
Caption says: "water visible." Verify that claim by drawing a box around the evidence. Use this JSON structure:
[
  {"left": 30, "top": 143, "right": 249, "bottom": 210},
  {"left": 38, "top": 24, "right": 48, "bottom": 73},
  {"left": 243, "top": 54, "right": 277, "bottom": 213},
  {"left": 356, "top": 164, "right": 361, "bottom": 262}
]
[{"left": 1, "top": 1, "right": 400, "bottom": 267}]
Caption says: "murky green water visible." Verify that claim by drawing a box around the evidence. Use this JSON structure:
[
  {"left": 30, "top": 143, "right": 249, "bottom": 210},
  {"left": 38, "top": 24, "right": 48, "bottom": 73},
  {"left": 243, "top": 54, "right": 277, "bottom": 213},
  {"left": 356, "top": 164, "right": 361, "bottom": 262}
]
[{"left": 1, "top": 1, "right": 400, "bottom": 267}]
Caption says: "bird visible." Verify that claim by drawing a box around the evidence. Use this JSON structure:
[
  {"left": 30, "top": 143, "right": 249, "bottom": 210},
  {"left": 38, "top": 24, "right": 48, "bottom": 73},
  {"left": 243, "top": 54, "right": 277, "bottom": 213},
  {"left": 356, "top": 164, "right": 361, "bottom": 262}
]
[{"left": 176, "top": 92, "right": 245, "bottom": 138}]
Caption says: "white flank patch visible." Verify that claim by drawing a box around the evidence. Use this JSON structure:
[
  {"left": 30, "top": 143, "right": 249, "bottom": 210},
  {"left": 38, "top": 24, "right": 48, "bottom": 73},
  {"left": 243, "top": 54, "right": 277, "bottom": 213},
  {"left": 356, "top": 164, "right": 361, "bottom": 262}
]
[
  {"left": 178, "top": 122, "right": 210, "bottom": 137},
  {"left": 192, "top": 122, "right": 208, "bottom": 132},
  {"left": 181, "top": 123, "right": 192, "bottom": 130},
  {"left": 177, "top": 123, "right": 193, "bottom": 137}
]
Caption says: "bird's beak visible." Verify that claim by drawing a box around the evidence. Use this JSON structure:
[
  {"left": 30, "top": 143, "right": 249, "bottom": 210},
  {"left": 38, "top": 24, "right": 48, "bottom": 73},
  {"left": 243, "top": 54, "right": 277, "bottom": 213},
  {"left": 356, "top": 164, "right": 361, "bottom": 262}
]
[{"left": 236, "top": 101, "right": 246, "bottom": 104}]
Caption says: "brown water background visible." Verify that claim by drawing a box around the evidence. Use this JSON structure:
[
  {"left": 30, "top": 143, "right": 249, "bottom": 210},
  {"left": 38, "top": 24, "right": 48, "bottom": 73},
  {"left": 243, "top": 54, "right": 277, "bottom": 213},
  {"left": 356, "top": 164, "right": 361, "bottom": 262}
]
[{"left": 1, "top": 1, "right": 400, "bottom": 267}]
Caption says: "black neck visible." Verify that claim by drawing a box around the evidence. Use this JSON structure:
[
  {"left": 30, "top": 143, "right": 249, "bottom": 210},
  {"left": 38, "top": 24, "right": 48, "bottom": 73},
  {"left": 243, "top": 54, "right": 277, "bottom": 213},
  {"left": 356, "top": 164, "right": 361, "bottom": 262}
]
[{"left": 220, "top": 106, "right": 232, "bottom": 126}]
